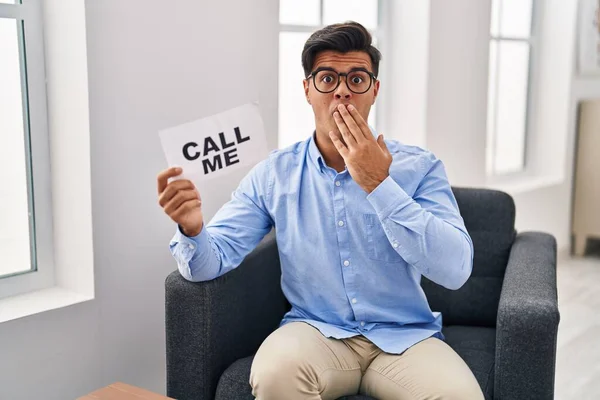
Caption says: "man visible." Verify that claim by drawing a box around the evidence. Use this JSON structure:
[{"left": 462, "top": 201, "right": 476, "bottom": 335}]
[{"left": 157, "top": 21, "right": 484, "bottom": 400}]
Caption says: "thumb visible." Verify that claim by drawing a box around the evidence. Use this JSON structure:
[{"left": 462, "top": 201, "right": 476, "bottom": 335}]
[{"left": 377, "top": 134, "right": 389, "bottom": 153}]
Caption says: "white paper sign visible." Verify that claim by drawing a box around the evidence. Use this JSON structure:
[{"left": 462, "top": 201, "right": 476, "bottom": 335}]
[{"left": 159, "top": 102, "right": 269, "bottom": 181}]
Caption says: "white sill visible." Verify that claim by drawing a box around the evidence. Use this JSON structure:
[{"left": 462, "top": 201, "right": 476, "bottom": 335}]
[
  {"left": 485, "top": 174, "right": 564, "bottom": 195},
  {"left": 0, "top": 286, "right": 93, "bottom": 323}
]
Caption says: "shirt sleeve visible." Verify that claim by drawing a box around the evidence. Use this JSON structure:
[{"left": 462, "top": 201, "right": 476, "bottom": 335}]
[
  {"left": 366, "top": 153, "right": 474, "bottom": 290},
  {"left": 169, "top": 157, "right": 274, "bottom": 282}
]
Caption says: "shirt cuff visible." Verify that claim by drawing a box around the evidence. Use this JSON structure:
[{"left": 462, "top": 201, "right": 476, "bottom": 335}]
[
  {"left": 171, "top": 223, "right": 214, "bottom": 266},
  {"left": 175, "top": 223, "right": 207, "bottom": 244},
  {"left": 366, "top": 175, "right": 413, "bottom": 219}
]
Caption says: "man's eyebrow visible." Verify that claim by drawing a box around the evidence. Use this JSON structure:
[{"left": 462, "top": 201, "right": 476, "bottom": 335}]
[{"left": 314, "top": 65, "right": 369, "bottom": 71}]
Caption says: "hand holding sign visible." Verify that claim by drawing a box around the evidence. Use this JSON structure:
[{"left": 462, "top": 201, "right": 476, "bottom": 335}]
[
  {"left": 157, "top": 167, "right": 204, "bottom": 237},
  {"left": 158, "top": 102, "right": 268, "bottom": 236}
]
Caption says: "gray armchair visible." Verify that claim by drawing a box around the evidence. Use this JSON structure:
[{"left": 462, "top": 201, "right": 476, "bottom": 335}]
[{"left": 165, "top": 188, "right": 559, "bottom": 400}]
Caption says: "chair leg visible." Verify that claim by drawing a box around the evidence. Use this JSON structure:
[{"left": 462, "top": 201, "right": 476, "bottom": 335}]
[{"left": 573, "top": 234, "right": 587, "bottom": 256}]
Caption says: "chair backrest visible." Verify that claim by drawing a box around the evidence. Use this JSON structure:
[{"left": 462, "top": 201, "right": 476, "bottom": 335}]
[{"left": 420, "top": 187, "right": 516, "bottom": 327}]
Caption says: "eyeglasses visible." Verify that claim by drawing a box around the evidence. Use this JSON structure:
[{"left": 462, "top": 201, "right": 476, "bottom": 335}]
[{"left": 307, "top": 67, "right": 377, "bottom": 94}]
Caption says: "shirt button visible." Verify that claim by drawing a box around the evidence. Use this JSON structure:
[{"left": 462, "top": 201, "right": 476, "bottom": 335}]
[
  {"left": 392, "top": 242, "right": 398, "bottom": 248},
  {"left": 338, "top": 220, "right": 344, "bottom": 227},
  {"left": 343, "top": 260, "right": 350, "bottom": 267},
  {"left": 335, "top": 181, "right": 341, "bottom": 187},
  {"left": 352, "top": 298, "right": 357, "bottom": 304},
  {"left": 360, "top": 321, "right": 365, "bottom": 327},
  {"left": 188, "top": 244, "right": 195, "bottom": 249}
]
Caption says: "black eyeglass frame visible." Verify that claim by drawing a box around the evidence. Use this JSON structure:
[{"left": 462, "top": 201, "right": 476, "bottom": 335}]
[{"left": 306, "top": 67, "right": 377, "bottom": 94}]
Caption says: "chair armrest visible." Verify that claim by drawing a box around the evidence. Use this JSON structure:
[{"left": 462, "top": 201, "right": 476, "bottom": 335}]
[
  {"left": 495, "top": 232, "right": 560, "bottom": 400},
  {"left": 165, "top": 231, "right": 289, "bottom": 400}
]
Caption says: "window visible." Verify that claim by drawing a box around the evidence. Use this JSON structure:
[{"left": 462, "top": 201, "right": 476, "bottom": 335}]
[
  {"left": 278, "top": 0, "right": 381, "bottom": 148},
  {"left": 486, "top": 0, "right": 535, "bottom": 175},
  {"left": 0, "top": 0, "right": 54, "bottom": 299}
]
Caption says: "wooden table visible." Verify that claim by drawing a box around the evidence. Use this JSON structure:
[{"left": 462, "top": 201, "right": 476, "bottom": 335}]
[{"left": 78, "top": 382, "right": 174, "bottom": 400}]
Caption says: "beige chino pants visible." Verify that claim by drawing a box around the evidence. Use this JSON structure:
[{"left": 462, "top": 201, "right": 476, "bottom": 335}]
[{"left": 250, "top": 322, "right": 485, "bottom": 400}]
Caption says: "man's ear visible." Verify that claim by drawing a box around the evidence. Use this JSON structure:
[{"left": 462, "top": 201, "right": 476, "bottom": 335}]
[
  {"left": 372, "top": 80, "right": 380, "bottom": 105},
  {"left": 303, "top": 79, "right": 311, "bottom": 104}
]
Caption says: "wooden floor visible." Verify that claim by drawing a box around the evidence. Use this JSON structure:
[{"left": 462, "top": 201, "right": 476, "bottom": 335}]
[{"left": 555, "top": 250, "right": 600, "bottom": 399}]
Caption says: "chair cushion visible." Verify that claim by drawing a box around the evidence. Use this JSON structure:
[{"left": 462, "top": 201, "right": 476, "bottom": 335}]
[
  {"left": 421, "top": 188, "right": 516, "bottom": 327},
  {"left": 215, "top": 326, "right": 495, "bottom": 400},
  {"left": 443, "top": 325, "right": 495, "bottom": 400},
  {"left": 215, "top": 357, "right": 254, "bottom": 400}
]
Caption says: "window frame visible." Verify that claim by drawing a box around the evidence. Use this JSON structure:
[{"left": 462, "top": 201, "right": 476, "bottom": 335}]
[
  {"left": 486, "top": 0, "right": 538, "bottom": 177},
  {"left": 0, "top": 0, "right": 55, "bottom": 300}
]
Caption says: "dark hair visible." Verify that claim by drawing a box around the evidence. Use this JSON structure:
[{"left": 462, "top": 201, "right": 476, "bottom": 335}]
[{"left": 301, "top": 21, "right": 382, "bottom": 78}]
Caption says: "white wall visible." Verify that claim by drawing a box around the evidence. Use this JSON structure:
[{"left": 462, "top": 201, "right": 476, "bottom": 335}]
[
  {"left": 510, "top": 0, "right": 579, "bottom": 251},
  {"left": 379, "top": 0, "right": 430, "bottom": 147},
  {"left": 0, "top": 0, "right": 279, "bottom": 399},
  {"left": 419, "top": 0, "right": 582, "bottom": 250},
  {"left": 425, "top": 0, "right": 491, "bottom": 187}
]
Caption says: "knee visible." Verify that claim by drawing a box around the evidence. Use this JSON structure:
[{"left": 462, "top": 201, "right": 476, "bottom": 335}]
[
  {"left": 250, "top": 347, "right": 315, "bottom": 397},
  {"left": 250, "top": 364, "right": 289, "bottom": 397}
]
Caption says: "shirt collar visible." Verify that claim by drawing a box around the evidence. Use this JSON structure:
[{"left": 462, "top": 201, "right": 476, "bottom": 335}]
[{"left": 308, "top": 131, "right": 326, "bottom": 173}]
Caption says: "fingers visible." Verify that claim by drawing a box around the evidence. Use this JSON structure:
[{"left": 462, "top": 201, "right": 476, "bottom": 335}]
[
  {"left": 157, "top": 167, "right": 182, "bottom": 194},
  {"left": 337, "top": 105, "right": 367, "bottom": 142},
  {"left": 163, "top": 189, "right": 200, "bottom": 215},
  {"left": 333, "top": 111, "right": 356, "bottom": 147},
  {"left": 158, "top": 179, "right": 197, "bottom": 208},
  {"left": 171, "top": 198, "right": 202, "bottom": 222},
  {"left": 377, "top": 134, "right": 390, "bottom": 154},
  {"left": 345, "top": 104, "right": 372, "bottom": 140},
  {"left": 329, "top": 130, "right": 349, "bottom": 158}
]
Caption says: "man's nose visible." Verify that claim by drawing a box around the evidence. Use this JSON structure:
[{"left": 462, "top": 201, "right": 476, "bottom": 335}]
[{"left": 334, "top": 76, "right": 352, "bottom": 99}]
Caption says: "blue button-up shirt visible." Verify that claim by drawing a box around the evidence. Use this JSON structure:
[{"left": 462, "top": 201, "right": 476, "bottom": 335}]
[{"left": 170, "top": 132, "right": 473, "bottom": 354}]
